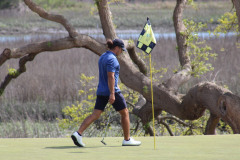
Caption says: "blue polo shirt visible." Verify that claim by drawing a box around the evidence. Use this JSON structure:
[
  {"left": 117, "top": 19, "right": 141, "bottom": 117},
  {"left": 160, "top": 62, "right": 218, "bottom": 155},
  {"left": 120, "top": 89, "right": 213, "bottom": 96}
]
[{"left": 97, "top": 51, "right": 121, "bottom": 96}]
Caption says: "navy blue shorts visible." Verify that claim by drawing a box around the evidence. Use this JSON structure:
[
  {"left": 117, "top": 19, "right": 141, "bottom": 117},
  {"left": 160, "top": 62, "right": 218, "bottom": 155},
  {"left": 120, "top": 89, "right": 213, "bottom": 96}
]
[{"left": 94, "top": 92, "right": 127, "bottom": 111}]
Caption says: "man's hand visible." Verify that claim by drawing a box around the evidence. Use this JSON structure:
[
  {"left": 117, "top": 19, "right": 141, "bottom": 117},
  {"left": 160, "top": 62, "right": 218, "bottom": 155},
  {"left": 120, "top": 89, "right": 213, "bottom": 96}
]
[{"left": 109, "top": 93, "right": 115, "bottom": 104}]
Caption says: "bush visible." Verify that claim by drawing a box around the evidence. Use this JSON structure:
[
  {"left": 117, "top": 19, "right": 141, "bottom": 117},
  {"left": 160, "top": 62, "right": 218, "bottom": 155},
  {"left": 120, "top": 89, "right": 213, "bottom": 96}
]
[{"left": 57, "top": 74, "right": 97, "bottom": 130}]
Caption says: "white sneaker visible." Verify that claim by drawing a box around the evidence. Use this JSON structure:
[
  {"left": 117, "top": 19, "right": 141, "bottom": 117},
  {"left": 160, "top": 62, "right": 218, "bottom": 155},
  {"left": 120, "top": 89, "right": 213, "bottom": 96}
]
[
  {"left": 71, "top": 132, "right": 85, "bottom": 147},
  {"left": 122, "top": 137, "right": 141, "bottom": 146}
]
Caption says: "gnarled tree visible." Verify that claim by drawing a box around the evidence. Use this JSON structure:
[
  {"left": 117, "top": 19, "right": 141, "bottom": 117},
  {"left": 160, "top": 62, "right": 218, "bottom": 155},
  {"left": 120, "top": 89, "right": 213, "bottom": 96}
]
[{"left": 1, "top": 0, "right": 240, "bottom": 135}]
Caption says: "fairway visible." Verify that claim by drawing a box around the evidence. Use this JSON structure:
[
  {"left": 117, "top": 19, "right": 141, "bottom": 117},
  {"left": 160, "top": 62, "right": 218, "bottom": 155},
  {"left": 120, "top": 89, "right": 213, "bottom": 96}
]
[{"left": 0, "top": 135, "right": 240, "bottom": 160}]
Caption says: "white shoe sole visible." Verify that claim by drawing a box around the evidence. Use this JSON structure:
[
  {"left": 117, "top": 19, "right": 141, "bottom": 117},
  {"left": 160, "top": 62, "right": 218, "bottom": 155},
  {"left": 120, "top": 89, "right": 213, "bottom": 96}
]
[
  {"left": 71, "top": 135, "right": 84, "bottom": 147},
  {"left": 122, "top": 144, "right": 141, "bottom": 146}
]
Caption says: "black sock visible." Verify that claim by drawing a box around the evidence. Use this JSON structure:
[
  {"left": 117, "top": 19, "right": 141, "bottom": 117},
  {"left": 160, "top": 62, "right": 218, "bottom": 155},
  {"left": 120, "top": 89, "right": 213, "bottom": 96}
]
[{"left": 77, "top": 132, "right": 82, "bottom": 136}]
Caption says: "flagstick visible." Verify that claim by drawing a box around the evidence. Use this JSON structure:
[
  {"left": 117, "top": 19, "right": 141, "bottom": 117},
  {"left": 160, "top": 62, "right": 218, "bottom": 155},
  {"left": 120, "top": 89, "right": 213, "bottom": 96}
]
[{"left": 149, "top": 53, "right": 156, "bottom": 150}]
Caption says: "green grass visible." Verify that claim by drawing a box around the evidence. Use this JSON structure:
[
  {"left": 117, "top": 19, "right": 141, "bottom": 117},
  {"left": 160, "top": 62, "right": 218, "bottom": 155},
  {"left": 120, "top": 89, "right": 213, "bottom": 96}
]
[{"left": 0, "top": 135, "right": 240, "bottom": 160}]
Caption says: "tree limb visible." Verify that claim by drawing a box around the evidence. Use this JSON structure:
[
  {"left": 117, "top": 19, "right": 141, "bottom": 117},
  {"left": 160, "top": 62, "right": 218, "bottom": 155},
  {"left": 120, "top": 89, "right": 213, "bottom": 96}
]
[
  {"left": 0, "top": 35, "right": 106, "bottom": 66},
  {"left": 160, "top": 121, "right": 174, "bottom": 136},
  {"left": 96, "top": 0, "right": 117, "bottom": 40},
  {"left": 157, "top": 116, "right": 189, "bottom": 127},
  {"left": 144, "top": 125, "right": 154, "bottom": 136},
  {"left": 0, "top": 53, "right": 38, "bottom": 96},
  {"left": 204, "top": 113, "right": 220, "bottom": 135},
  {"left": 0, "top": 34, "right": 106, "bottom": 93},
  {"left": 164, "top": 64, "right": 192, "bottom": 92},
  {"left": 164, "top": 0, "right": 192, "bottom": 92},
  {"left": 126, "top": 41, "right": 147, "bottom": 75},
  {"left": 23, "top": 0, "right": 78, "bottom": 38},
  {"left": 173, "top": 0, "right": 189, "bottom": 66},
  {"left": 232, "top": 0, "right": 240, "bottom": 33},
  {"left": 0, "top": 49, "right": 11, "bottom": 66}
]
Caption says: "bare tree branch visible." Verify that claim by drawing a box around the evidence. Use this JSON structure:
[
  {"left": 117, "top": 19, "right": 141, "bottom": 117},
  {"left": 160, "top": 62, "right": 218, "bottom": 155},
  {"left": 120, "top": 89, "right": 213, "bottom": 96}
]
[
  {"left": 205, "top": 113, "right": 220, "bottom": 135},
  {"left": 96, "top": 0, "right": 117, "bottom": 40},
  {"left": 0, "top": 35, "right": 106, "bottom": 66},
  {"left": 144, "top": 125, "right": 154, "bottom": 136},
  {"left": 232, "top": 0, "right": 240, "bottom": 33},
  {"left": 0, "top": 53, "right": 38, "bottom": 96},
  {"left": 173, "top": 0, "right": 189, "bottom": 66},
  {"left": 164, "top": 0, "right": 192, "bottom": 92},
  {"left": 160, "top": 121, "right": 174, "bottom": 136},
  {"left": 23, "top": 0, "right": 78, "bottom": 38},
  {"left": 157, "top": 116, "right": 189, "bottom": 127},
  {"left": 0, "top": 49, "right": 11, "bottom": 66},
  {"left": 164, "top": 65, "right": 192, "bottom": 92},
  {"left": 126, "top": 41, "right": 147, "bottom": 75}
]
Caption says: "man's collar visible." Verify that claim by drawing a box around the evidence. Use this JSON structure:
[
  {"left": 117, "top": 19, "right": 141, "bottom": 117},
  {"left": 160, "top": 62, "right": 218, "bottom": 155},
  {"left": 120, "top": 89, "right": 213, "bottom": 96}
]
[{"left": 107, "top": 50, "right": 117, "bottom": 57}]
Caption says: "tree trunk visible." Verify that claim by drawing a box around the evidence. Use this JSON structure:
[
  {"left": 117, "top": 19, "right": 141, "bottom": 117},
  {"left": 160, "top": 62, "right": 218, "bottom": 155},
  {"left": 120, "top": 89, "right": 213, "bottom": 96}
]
[
  {"left": 205, "top": 113, "right": 220, "bottom": 135},
  {"left": 165, "top": 0, "right": 192, "bottom": 92},
  {"left": 232, "top": 0, "right": 240, "bottom": 33},
  {"left": 96, "top": 0, "right": 117, "bottom": 40}
]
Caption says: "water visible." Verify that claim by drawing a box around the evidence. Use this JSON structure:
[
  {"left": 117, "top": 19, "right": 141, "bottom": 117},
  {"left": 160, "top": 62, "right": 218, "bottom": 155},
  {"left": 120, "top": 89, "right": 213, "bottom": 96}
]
[
  {"left": 0, "top": 31, "right": 237, "bottom": 43},
  {"left": 118, "top": 32, "right": 237, "bottom": 40}
]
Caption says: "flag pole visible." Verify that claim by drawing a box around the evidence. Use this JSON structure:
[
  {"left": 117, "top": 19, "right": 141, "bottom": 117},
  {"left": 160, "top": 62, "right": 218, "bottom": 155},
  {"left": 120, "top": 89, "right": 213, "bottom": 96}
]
[
  {"left": 136, "top": 17, "right": 157, "bottom": 149},
  {"left": 149, "top": 53, "right": 156, "bottom": 150}
]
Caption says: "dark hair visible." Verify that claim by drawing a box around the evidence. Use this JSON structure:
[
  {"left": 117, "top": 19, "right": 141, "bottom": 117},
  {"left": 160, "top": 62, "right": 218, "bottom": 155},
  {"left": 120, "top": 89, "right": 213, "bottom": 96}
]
[
  {"left": 107, "top": 39, "right": 115, "bottom": 49},
  {"left": 107, "top": 39, "right": 126, "bottom": 51}
]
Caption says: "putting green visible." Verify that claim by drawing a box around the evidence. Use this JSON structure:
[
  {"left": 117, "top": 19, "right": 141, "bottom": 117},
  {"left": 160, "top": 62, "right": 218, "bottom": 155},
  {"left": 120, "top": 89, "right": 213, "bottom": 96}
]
[{"left": 0, "top": 135, "right": 240, "bottom": 160}]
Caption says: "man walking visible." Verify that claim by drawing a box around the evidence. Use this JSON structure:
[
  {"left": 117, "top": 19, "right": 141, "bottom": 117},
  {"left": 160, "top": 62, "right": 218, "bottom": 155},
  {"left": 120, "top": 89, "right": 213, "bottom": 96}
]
[{"left": 71, "top": 39, "right": 141, "bottom": 147}]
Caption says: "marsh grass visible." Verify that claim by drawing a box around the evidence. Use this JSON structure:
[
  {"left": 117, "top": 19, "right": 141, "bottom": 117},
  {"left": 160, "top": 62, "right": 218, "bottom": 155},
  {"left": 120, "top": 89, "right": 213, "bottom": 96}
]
[
  {"left": 0, "top": 120, "right": 64, "bottom": 138},
  {"left": 0, "top": 1, "right": 232, "bottom": 33},
  {"left": 0, "top": 100, "right": 68, "bottom": 138}
]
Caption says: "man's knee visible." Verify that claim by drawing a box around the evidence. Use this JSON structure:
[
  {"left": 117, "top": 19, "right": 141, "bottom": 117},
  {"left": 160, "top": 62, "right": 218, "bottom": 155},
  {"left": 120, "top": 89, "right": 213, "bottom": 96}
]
[
  {"left": 90, "top": 110, "right": 102, "bottom": 120},
  {"left": 119, "top": 108, "right": 129, "bottom": 117}
]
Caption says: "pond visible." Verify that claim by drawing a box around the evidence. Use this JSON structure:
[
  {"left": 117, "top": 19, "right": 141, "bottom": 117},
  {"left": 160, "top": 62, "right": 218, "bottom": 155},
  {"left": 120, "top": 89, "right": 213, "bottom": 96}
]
[{"left": 0, "top": 30, "right": 237, "bottom": 43}]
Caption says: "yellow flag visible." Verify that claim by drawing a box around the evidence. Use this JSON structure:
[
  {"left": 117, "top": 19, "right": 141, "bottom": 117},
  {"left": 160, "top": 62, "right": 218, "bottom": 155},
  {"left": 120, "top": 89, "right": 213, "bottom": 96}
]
[{"left": 137, "top": 18, "right": 156, "bottom": 54}]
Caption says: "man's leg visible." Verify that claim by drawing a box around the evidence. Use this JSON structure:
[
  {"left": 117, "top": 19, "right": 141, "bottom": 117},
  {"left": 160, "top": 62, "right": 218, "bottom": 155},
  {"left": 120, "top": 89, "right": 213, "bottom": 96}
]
[
  {"left": 118, "top": 108, "right": 130, "bottom": 141},
  {"left": 118, "top": 108, "right": 141, "bottom": 146},
  {"left": 78, "top": 109, "right": 103, "bottom": 135},
  {"left": 71, "top": 109, "right": 103, "bottom": 147}
]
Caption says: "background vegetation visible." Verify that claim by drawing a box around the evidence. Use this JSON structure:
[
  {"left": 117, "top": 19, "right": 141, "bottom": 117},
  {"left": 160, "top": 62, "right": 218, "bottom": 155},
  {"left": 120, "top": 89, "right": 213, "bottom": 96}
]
[
  {"left": 0, "top": 0, "right": 238, "bottom": 138},
  {"left": 0, "top": 0, "right": 232, "bottom": 33}
]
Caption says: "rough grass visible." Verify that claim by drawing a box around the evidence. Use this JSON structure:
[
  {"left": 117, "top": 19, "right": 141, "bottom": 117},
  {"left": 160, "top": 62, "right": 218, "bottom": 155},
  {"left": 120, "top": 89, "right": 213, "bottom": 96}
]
[
  {"left": 0, "top": 120, "right": 66, "bottom": 138},
  {"left": 0, "top": 135, "right": 240, "bottom": 160}
]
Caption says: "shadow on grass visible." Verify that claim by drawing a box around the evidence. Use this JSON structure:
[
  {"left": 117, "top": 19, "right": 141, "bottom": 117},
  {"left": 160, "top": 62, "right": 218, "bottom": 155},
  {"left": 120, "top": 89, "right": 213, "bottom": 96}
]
[
  {"left": 45, "top": 146, "right": 78, "bottom": 149},
  {"left": 45, "top": 145, "right": 121, "bottom": 150}
]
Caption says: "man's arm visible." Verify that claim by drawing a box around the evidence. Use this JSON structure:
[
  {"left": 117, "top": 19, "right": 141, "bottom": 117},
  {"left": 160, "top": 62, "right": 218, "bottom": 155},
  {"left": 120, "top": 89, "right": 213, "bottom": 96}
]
[{"left": 107, "top": 72, "right": 115, "bottom": 104}]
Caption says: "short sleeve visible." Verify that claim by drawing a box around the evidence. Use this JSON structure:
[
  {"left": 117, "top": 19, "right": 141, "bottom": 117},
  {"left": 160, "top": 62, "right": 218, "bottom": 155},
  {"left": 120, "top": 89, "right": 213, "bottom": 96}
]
[{"left": 107, "top": 58, "right": 116, "bottom": 73}]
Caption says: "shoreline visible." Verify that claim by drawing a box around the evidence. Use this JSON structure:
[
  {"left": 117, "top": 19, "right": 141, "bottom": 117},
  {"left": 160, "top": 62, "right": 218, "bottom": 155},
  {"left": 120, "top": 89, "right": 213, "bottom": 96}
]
[{"left": 0, "top": 26, "right": 175, "bottom": 35}]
